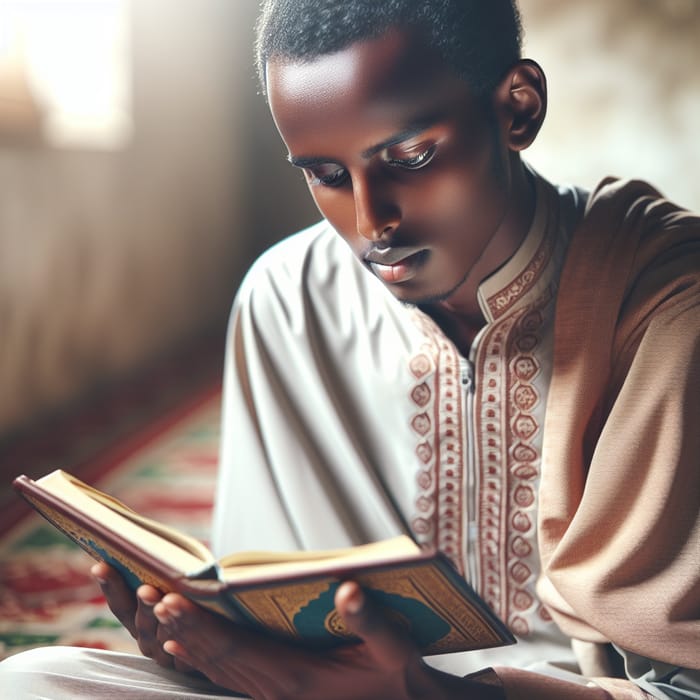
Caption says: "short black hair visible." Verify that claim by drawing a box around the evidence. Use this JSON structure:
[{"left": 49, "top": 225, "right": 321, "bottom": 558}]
[{"left": 255, "top": 0, "right": 523, "bottom": 98}]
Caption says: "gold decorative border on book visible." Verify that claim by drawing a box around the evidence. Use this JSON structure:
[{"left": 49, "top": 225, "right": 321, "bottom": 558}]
[
  {"left": 231, "top": 561, "right": 505, "bottom": 655},
  {"left": 23, "top": 493, "right": 170, "bottom": 592}
]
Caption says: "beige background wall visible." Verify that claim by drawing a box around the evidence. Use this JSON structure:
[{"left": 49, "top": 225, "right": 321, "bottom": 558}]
[
  {"left": 521, "top": 0, "right": 700, "bottom": 211},
  {"left": 0, "top": 1, "right": 316, "bottom": 436},
  {"left": 0, "top": 0, "right": 697, "bottom": 437}
]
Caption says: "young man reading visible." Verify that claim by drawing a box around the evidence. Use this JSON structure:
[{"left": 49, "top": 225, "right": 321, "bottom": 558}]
[{"left": 2, "top": 1, "right": 698, "bottom": 698}]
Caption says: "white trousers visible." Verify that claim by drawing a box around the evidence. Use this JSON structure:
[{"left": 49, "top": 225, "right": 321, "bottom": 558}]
[
  {"left": 4, "top": 644, "right": 699, "bottom": 699},
  {"left": 0, "top": 646, "right": 247, "bottom": 699}
]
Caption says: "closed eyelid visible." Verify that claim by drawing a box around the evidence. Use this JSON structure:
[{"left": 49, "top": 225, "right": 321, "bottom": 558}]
[
  {"left": 383, "top": 143, "right": 437, "bottom": 170},
  {"left": 360, "top": 121, "right": 438, "bottom": 159},
  {"left": 298, "top": 162, "right": 349, "bottom": 188},
  {"left": 286, "top": 116, "right": 441, "bottom": 169},
  {"left": 384, "top": 139, "right": 434, "bottom": 157}
]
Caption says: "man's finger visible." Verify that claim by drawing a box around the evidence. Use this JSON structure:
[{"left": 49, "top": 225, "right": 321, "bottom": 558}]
[
  {"left": 91, "top": 563, "right": 138, "bottom": 637},
  {"left": 135, "top": 585, "right": 173, "bottom": 667},
  {"left": 335, "top": 580, "right": 419, "bottom": 671}
]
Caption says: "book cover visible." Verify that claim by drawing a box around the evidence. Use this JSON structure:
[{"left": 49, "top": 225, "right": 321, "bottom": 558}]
[{"left": 13, "top": 471, "right": 515, "bottom": 655}]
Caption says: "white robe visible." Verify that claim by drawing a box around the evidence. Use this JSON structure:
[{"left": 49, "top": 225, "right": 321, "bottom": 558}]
[{"left": 211, "top": 172, "right": 583, "bottom": 676}]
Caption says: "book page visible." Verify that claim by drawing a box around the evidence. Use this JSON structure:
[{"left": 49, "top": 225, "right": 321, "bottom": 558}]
[{"left": 218, "top": 535, "right": 421, "bottom": 581}]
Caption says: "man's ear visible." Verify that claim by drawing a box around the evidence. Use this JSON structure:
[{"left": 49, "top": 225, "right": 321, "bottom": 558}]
[{"left": 493, "top": 59, "right": 547, "bottom": 151}]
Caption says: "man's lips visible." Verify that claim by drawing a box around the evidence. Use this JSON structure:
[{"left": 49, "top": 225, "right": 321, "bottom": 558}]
[
  {"left": 364, "top": 246, "right": 426, "bottom": 266},
  {"left": 364, "top": 247, "right": 428, "bottom": 284}
]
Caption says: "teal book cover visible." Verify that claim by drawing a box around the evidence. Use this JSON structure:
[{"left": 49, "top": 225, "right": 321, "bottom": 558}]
[{"left": 210, "top": 556, "right": 516, "bottom": 655}]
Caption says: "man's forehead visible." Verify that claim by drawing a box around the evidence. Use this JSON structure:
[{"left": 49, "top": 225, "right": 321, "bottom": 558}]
[{"left": 266, "top": 28, "right": 463, "bottom": 114}]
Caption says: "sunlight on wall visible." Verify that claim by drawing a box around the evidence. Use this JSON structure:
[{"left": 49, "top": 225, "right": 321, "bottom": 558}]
[
  {"left": 520, "top": 0, "right": 700, "bottom": 210},
  {"left": 0, "top": 0, "right": 131, "bottom": 149}
]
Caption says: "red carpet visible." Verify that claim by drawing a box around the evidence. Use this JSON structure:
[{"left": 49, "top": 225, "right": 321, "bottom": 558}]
[{"left": 0, "top": 336, "right": 223, "bottom": 661}]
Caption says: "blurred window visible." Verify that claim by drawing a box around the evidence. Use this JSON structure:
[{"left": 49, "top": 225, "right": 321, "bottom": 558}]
[{"left": 0, "top": 0, "right": 131, "bottom": 149}]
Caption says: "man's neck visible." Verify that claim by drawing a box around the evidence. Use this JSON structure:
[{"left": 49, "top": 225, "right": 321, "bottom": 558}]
[{"left": 424, "top": 160, "right": 536, "bottom": 355}]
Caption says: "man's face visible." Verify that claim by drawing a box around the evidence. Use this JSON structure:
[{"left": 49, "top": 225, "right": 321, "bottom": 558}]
[{"left": 267, "top": 29, "right": 513, "bottom": 306}]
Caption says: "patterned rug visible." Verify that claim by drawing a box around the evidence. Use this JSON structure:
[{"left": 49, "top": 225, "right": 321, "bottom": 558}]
[{"left": 0, "top": 387, "right": 222, "bottom": 661}]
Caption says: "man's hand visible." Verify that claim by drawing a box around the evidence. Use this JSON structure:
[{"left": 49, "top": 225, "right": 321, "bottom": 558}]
[
  {"left": 91, "top": 562, "right": 196, "bottom": 674},
  {"left": 91, "top": 562, "right": 617, "bottom": 699},
  {"left": 92, "top": 562, "right": 505, "bottom": 698},
  {"left": 153, "top": 580, "right": 504, "bottom": 699}
]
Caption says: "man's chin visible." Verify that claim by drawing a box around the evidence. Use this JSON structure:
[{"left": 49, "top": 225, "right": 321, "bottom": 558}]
[{"left": 389, "top": 275, "right": 469, "bottom": 307}]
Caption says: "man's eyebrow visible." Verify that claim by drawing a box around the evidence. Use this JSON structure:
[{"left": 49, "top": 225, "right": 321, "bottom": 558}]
[
  {"left": 287, "top": 116, "right": 440, "bottom": 169},
  {"left": 287, "top": 154, "right": 332, "bottom": 168}
]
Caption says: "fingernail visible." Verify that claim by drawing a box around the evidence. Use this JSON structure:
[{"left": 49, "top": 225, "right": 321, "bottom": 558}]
[
  {"left": 162, "top": 640, "right": 181, "bottom": 658},
  {"left": 165, "top": 603, "right": 182, "bottom": 617},
  {"left": 153, "top": 606, "right": 170, "bottom": 625},
  {"left": 154, "top": 601, "right": 181, "bottom": 622},
  {"left": 163, "top": 597, "right": 182, "bottom": 618},
  {"left": 91, "top": 569, "right": 107, "bottom": 585},
  {"left": 345, "top": 589, "right": 364, "bottom": 615}
]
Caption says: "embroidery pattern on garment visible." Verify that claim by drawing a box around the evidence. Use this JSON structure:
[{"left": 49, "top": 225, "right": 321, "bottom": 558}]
[
  {"left": 486, "top": 228, "right": 553, "bottom": 320},
  {"left": 408, "top": 311, "right": 466, "bottom": 575},
  {"left": 473, "top": 311, "right": 523, "bottom": 623},
  {"left": 475, "top": 288, "right": 553, "bottom": 636}
]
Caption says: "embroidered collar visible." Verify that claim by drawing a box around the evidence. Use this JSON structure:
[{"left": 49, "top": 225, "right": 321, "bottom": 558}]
[{"left": 477, "top": 174, "right": 561, "bottom": 323}]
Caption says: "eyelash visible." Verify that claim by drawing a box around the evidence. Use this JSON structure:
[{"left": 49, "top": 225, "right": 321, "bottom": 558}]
[
  {"left": 307, "top": 168, "right": 348, "bottom": 188},
  {"left": 385, "top": 144, "right": 437, "bottom": 170},
  {"left": 306, "top": 144, "right": 437, "bottom": 189}
]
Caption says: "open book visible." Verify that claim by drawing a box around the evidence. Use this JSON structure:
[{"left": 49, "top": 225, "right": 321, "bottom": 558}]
[{"left": 13, "top": 469, "right": 515, "bottom": 655}]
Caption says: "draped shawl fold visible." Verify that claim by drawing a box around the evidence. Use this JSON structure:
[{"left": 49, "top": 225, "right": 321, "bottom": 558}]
[{"left": 538, "top": 178, "right": 700, "bottom": 669}]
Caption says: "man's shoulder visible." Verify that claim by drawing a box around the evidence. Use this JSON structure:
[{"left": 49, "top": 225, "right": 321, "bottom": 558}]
[
  {"left": 566, "top": 175, "right": 700, "bottom": 270},
  {"left": 233, "top": 219, "right": 388, "bottom": 325},
  {"left": 239, "top": 220, "right": 351, "bottom": 296},
  {"left": 582, "top": 176, "right": 700, "bottom": 231},
  {"left": 229, "top": 219, "right": 422, "bottom": 353},
  {"left": 250, "top": 219, "right": 344, "bottom": 274},
  {"left": 556, "top": 175, "right": 700, "bottom": 347}
]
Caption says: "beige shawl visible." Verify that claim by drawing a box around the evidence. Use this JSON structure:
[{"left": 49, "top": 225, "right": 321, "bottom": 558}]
[{"left": 538, "top": 178, "right": 700, "bottom": 669}]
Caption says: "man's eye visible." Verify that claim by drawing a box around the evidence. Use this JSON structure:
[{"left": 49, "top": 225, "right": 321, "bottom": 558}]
[
  {"left": 305, "top": 165, "right": 349, "bottom": 188},
  {"left": 384, "top": 144, "right": 437, "bottom": 170}
]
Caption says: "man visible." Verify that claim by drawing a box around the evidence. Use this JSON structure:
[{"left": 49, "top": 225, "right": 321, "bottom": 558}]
[{"left": 1, "top": 1, "right": 698, "bottom": 698}]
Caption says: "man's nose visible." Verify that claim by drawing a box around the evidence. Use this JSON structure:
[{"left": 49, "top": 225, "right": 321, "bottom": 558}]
[{"left": 353, "top": 175, "right": 401, "bottom": 241}]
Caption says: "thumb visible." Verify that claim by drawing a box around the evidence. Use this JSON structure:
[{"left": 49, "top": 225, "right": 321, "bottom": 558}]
[{"left": 335, "top": 580, "right": 420, "bottom": 671}]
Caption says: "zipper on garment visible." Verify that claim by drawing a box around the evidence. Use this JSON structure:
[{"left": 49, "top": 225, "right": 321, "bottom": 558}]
[{"left": 460, "top": 356, "right": 479, "bottom": 588}]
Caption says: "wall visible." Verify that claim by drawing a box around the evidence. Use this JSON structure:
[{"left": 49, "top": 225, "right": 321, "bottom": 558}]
[
  {"left": 1, "top": 0, "right": 697, "bottom": 436},
  {"left": 520, "top": 0, "right": 700, "bottom": 210},
  {"left": 0, "top": 1, "right": 317, "bottom": 436}
]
